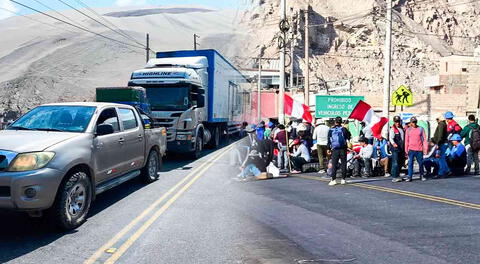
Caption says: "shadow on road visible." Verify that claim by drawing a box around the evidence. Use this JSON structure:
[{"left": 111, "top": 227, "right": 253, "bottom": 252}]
[{"left": 0, "top": 139, "right": 238, "bottom": 263}]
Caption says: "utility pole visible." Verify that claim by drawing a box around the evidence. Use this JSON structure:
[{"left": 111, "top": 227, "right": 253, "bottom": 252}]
[
  {"left": 289, "top": 7, "right": 295, "bottom": 90},
  {"left": 279, "top": 0, "right": 287, "bottom": 124},
  {"left": 257, "top": 56, "right": 262, "bottom": 123},
  {"left": 382, "top": 0, "right": 392, "bottom": 118},
  {"left": 304, "top": 4, "right": 310, "bottom": 107},
  {"left": 194, "top": 34, "right": 200, "bottom": 50},
  {"left": 146, "top": 33, "right": 150, "bottom": 63},
  {"left": 290, "top": 26, "right": 295, "bottom": 89}
]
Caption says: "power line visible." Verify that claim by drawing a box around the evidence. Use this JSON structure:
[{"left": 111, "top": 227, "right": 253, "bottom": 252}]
[
  {"left": 0, "top": 6, "right": 77, "bottom": 34},
  {"left": 30, "top": 0, "right": 89, "bottom": 31},
  {"left": 70, "top": 0, "right": 151, "bottom": 51},
  {"left": 55, "top": 0, "right": 147, "bottom": 49},
  {"left": 9, "top": 0, "right": 145, "bottom": 49}
]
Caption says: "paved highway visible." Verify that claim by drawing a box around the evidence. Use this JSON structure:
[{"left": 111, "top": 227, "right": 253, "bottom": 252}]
[{"left": 1, "top": 141, "right": 479, "bottom": 264}]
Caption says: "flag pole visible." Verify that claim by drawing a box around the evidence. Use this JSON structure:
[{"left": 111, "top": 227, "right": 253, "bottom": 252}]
[{"left": 285, "top": 117, "right": 292, "bottom": 173}]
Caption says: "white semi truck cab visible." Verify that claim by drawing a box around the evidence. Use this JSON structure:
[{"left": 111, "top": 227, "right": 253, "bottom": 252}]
[{"left": 129, "top": 50, "right": 248, "bottom": 158}]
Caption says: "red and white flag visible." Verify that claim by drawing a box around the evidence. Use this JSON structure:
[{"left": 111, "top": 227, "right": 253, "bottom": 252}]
[
  {"left": 349, "top": 100, "right": 388, "bottom": 139},
  {"left": 284, "top": 94, "right": 313, "bottom": 123}
]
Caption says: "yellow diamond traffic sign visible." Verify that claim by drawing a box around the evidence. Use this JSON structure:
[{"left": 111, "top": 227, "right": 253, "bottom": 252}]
[{"left": 392, "top": 85, "right": 413, "bottom": 106}]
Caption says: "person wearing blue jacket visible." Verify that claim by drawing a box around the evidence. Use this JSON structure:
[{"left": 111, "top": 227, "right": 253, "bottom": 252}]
[
  {"left": 373, "top": 136, "right": 390, "bottom": 177},
  {"left": 256, "top": 121, "right": 265, "bottom": 140},
  {"left": 446, "top": 134, "right": 467, "bottom": 176}
]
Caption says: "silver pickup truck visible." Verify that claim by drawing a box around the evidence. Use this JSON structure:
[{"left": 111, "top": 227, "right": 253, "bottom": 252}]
[{"left": 0, "top": 102, "right": 166, "bottom": 230}]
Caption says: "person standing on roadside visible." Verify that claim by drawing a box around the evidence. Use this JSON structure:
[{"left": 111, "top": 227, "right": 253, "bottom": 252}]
[
  {"left": 433, "top": 115, "right": 450, "bottom": 178},
  {"left": 405, "top": 117, "right": 428, "bottom": 182},
  {"left": 327, "top": 116, "right": 351, "bottom": 186},
  {"left": 461, "top": 114, "right": 480, "bottom": 175},
  {"left": 445, "top": 111, "right": 462, "bottom": 140},
  {"left": 256, "top": 121, "right": 266, "bottom": 141},
  {"left": 389, "top": 116, "right": 405, "bottom": 182},
  {"left": 313, "top": 119, "right": 330, "bottom": 173},
  {"left": 273, "top": 124, "right": 288, "bottom": 170},
  {"left": 372, "top": 136, "right": 390, "bottom": 177}
]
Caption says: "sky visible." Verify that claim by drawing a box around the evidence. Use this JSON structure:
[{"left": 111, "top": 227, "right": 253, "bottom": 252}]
[{"left": 0, "top": 0, "right": 244, "bottom": 19}]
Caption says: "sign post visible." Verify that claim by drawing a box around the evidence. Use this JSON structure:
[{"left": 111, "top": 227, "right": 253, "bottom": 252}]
[{"left": 315, "top": 95, "right": 365, "bottom": 118}]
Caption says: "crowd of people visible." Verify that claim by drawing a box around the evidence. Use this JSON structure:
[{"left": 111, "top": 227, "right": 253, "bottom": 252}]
[{"left": 236, "top": 111, "right": 480, "bottom": 186}]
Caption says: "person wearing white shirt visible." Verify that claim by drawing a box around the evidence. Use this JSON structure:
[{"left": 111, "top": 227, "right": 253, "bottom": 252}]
[
  {"left": 313, "top": 118, "right": 330, "bottom": 172},
  {"left": 289, "top": 139, "right": 311, "bottom": 173}
]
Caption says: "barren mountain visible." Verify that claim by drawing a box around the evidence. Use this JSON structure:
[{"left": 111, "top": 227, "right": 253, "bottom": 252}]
[{"left": 0, "top": 5, "right": 246, "bottom": 120}]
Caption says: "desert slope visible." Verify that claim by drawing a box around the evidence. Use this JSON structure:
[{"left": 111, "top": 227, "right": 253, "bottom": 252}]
[{"left": 0, "top": 5, "right": 246, "bottom": 119}]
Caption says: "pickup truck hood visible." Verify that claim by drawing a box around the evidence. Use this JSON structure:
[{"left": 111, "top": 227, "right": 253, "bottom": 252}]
[{"left": 0, "top": 130, "right": 81, "bottom": 153}]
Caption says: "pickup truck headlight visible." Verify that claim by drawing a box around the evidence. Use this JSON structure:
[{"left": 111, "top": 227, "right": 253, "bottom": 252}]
[{"left": 8, "top": 152, "right": 55, "bottom": 172}]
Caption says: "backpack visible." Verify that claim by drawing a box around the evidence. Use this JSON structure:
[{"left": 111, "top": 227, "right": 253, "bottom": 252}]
[
  {"left": 330, "top": 127, "right": 346, "bottom": 149},
  {"left": 469, "top": 125, "right": 480, "bottom": 151}
]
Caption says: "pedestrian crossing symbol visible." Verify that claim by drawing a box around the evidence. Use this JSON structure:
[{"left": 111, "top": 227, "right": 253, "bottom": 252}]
[{"left": 392, "top": 85, "right": 413, "bottom": 106}]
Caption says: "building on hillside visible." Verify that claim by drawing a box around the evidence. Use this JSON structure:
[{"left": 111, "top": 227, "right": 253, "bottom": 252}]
[
  {"left": 241, "top": 58, "right": 303, "bottom": 90},
  {"left": 423, "top": 52, "right": 480, "bottom": 116}
]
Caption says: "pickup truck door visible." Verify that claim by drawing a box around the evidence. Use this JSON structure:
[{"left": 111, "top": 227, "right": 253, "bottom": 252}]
[
  {"left": 93, "top": 108, "right": 124, "bottom": 183},
  {"left": 117, "top": 108, "right": 145, "bottom": 173}
]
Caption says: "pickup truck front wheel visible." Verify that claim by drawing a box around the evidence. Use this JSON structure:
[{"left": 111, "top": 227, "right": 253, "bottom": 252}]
[
  {"left": 142, "top": 150, "right": 160, "bottom": 183},
  {"left": 51, "top": 170, "right": 92, "bottom": 230}
]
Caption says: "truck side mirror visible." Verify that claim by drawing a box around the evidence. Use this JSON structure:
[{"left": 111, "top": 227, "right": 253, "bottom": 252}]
[
  {"left": 96, "top": 124, "right": 114, "bottom": 136},
  {"left": 196, "top": 95, "right": 205, "bottom": 108}
]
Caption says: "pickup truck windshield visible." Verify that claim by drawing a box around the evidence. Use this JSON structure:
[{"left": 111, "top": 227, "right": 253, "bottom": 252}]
[
  {"left": 146, "top": 86, "right": 190, "bottom": 111},
  {"left": 8, "top": 105, "right": 96, "bottom": 133}
]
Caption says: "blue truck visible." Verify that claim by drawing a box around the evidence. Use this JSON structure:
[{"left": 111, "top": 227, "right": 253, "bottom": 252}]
[{"left": 128, "top": 49, "right": 250, "bottom": 158}]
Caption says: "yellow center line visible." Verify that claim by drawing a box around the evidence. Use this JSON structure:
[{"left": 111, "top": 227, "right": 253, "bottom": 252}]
[
  {"left": 294, "top": 175, "right": 480, "bottom": 210},
  {"left": 104, "top": 144, "right": 230, "bottom": 264},
  {"left": 84, "top": 144, "right": 235, "bottom": 264}
]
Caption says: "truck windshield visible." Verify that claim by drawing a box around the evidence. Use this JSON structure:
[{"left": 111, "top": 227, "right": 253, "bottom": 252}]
[
  {"left": 8, "top": 105, "right": 96, "bottom": 133},
  {"left": 146, "top": 86, "right": 190, "bottom": 111}
]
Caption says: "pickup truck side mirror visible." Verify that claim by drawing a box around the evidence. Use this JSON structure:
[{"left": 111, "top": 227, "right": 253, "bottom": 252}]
[{"left": 96, "top": 124, "right": 114, "bottom": 136}]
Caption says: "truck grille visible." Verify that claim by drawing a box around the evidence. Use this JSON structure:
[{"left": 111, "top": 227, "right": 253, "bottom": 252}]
[
  {"left": 151, "top": 112, "right": 183, "bottom": 142},
  {"left": 0, "top": 187, "right": 10, "bottom": 197}
]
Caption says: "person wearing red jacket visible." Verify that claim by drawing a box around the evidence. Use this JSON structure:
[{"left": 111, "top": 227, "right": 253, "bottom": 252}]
[
  {"left": 405, "top": 117, "right": 428, "bottom": 182},
  {"left": 444, "top": 111, "right": 462, "bottom": 139}
]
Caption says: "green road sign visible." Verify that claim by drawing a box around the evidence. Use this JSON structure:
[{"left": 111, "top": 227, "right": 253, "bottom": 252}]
[
  {"left": 392, "top": 85, "right": 413, "bottom": 106},
  {"left": 315, "top": 95, "right": 365, "bottom": 118}
]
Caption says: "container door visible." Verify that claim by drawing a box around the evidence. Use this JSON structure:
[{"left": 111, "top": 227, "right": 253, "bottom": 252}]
[{"left": 228, "top": 82, "right": 239, "bottom": 120}]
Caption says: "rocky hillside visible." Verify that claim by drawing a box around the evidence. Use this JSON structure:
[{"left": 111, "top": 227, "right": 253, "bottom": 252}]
[{"left": 240, "top": 0, "right": 480, "bottom": 95}]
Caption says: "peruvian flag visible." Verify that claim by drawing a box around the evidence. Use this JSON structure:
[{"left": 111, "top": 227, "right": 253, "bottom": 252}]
[
  {"left": 349, "top": 100, "right": 388, "bottom": 139},
  {"left": 284, "top": 94, "right": 313, "bottom": 123}
]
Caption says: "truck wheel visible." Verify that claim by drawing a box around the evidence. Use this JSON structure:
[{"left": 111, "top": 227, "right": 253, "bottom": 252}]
[
  {"left": 141, "top": 150, "right": 160, "bottom": 183},
  {"left": 51, "top": 170, "right": 92, "bottom": 230},
  {"left": 191, "top": 134, "right": 203, "bottom": 159},
  {"left": 207, "top": 127, "right": 220, "bottom": 149}
]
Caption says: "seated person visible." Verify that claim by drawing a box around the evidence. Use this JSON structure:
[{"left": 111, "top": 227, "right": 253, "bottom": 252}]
[
  {"left": 238, "top": 150, "right": 262, "bottom": 179},
  {"left": 353, "top": 137, "right": 373, "bottom": 178},
  {"left": 372, "top": 136, "right": 390, "bottom": 177},
  {"left": 446, "top": 134, "right": 467, "bottom": 176},
  {"left": 423, "top": 138, "right": 439, "bottom": 178},
  {"left": 289, "top": 139, "right": 311, "bottom": 174}
]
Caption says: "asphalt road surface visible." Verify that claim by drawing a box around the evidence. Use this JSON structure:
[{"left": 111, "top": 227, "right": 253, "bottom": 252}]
[{"left": 1, "top": 141, "right": 479, "bottom": 264}]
